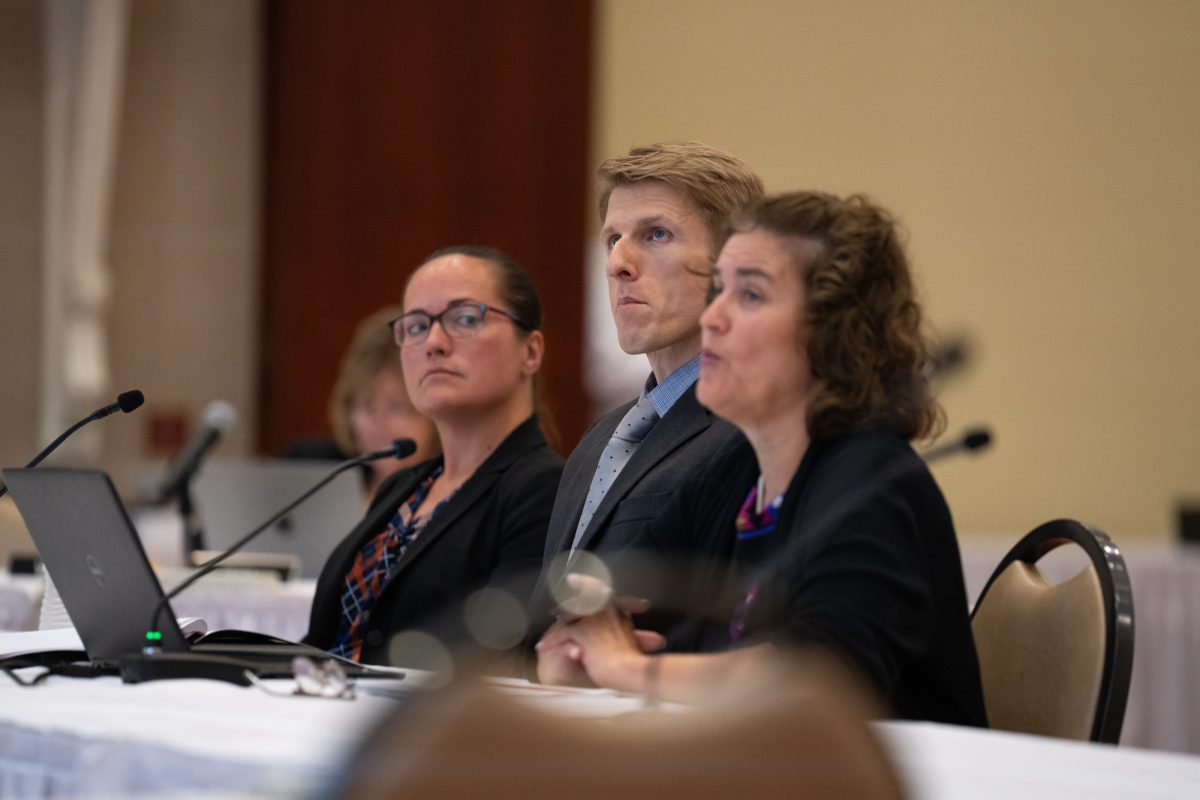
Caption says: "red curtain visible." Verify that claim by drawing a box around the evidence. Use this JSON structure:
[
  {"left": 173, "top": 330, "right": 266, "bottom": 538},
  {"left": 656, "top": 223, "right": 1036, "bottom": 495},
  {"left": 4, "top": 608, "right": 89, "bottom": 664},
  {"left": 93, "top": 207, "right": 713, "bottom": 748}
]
[{"left": 260, "top": 0, "right": 592, "bottom": 455}]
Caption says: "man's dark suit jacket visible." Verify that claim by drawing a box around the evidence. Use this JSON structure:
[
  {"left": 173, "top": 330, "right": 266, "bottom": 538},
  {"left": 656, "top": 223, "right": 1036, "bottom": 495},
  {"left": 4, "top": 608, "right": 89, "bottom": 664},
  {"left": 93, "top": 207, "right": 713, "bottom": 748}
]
[
  {"left": 534, "top": 383, "right": 753, "bottom": 648},
  {"left": 304, "top": 415, "right": 563, "bottom": 667}
]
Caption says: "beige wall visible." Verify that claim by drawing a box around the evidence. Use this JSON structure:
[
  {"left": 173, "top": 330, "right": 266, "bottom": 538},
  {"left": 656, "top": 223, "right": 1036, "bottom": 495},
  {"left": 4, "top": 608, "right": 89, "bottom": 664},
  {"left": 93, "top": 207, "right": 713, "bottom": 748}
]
[{"left": 595, "top": 0, "right": 1200, "bottom": 540}]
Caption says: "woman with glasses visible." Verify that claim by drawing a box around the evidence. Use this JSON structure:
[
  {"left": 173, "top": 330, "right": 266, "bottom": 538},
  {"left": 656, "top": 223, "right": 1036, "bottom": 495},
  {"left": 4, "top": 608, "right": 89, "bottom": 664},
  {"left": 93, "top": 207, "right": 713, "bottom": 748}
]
[
  {"left": 304, "top": 245, "right": 564, "bottom": 670},
  {"left": 537, "top": 193, "right": 987, "bottom": 726}
]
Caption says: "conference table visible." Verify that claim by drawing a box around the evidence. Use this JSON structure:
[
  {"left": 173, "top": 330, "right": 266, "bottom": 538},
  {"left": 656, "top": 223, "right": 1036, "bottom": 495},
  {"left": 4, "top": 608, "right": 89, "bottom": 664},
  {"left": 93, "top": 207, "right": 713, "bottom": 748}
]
[
  {"left": 0, "top": 655, "right": 1198, "bottom": 799},
  {"left": 2, "top": 534, "right": 1198, "bottom": 798},
  {"left": 2, "top": 535, "right": 1198, "bottom": 761}
]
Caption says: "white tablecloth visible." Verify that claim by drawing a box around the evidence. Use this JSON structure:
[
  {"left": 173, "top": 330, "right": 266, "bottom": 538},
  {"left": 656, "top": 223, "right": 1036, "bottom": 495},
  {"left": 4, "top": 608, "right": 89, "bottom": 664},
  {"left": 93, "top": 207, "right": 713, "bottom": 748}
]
[
  {"left": 876, "top": 719, "right": 1200, "bottom": 800},
  {"left": 0, "top": 673, "right": 388, "bottom": 797},
  {"left": 0, "top": 664, "right": 1197, "bottom": 799},
  {"left": 160, "top": 538, "right": 1196, "bottom": 755}
]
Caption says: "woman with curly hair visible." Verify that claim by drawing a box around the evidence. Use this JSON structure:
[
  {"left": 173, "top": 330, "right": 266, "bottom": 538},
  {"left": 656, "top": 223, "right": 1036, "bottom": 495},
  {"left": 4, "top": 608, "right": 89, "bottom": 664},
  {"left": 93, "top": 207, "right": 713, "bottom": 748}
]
[{"left": 537, "top": 191, "right": 987, "bottom": 727}]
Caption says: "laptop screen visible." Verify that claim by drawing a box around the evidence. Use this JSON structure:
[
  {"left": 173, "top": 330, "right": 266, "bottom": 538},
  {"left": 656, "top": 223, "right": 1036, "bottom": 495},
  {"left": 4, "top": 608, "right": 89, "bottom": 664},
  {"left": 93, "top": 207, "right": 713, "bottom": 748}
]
[
  {"left": 192, "top": 459, "right": 364, "bottom": 579},
  {"left": 2, "top": 468, "right": 189, "bottom": 660}
]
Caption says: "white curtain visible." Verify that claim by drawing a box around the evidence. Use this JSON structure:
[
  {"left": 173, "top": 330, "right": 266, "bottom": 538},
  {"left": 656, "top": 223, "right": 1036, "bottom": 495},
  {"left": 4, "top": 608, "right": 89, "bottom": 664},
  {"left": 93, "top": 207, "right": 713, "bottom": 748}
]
[
  {"left": 37, "top": 0, "right": 130, "bottom": 629},
  {"left": 39, "top": 0, "right": 130, "bottom": 458}
]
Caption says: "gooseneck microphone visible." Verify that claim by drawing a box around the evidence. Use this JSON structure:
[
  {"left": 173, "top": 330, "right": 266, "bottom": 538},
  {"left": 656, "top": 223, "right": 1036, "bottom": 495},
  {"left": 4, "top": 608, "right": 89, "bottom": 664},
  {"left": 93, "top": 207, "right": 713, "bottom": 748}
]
[
  {"left": 145, "top": 438, "right": 417, "bottom": 647},
  {"left": 920, "top": 426, "right": 992, "bottom": 463},
  {"left": 151, "top": 400, "right": 237, "bottom": 506},
  {"left": 0, "top": 389, "right": 145, "bottom": 499}
]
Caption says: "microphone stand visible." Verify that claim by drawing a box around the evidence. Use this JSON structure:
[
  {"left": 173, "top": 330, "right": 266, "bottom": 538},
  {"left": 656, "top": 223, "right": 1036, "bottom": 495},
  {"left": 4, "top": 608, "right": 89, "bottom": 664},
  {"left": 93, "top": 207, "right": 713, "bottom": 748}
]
[
  {"left": 144, "top": 440, "right": 416, "bottom": 651},
  {"left": 119, "top": 440, "right": 415, "bottom": 686},
  {"left": 179, "top": 483, "right": 204, "bottom": 555}
]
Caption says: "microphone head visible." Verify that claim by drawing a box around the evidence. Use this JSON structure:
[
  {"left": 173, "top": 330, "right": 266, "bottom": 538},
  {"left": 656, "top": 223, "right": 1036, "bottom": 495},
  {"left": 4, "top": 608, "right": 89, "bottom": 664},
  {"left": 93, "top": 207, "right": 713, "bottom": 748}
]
[
  {"left": 355, "top": 439, "right": 418, "bottom": 464},
  {"left": 117, "top": 390, "right": 145, "bottom": 414},
  {"left": 962, "top": 428, "right": 992, "bottom": 452},
  {"left": 390, "top": 439, "right": 417, "bottom": 459},
  {"left": 202, "top": 400, "right": 237, "bottom": 432}
]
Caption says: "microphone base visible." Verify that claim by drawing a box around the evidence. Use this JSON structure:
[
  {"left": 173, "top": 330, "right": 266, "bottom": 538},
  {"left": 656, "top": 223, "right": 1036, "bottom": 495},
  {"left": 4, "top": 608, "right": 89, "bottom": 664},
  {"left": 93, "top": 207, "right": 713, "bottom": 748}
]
[
  {"left": 0, "top": 649, "right": 101, "bottom": 672},
  {"left": 119, "top": 651, "right": 270, "bottom": 686}
]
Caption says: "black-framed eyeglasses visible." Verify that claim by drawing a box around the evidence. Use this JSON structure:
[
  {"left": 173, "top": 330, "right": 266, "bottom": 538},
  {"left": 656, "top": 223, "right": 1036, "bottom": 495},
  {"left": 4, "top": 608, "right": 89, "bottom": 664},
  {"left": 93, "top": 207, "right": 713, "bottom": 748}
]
[{"left": 389, "top": 301, "right": 531, "bottom": 346}]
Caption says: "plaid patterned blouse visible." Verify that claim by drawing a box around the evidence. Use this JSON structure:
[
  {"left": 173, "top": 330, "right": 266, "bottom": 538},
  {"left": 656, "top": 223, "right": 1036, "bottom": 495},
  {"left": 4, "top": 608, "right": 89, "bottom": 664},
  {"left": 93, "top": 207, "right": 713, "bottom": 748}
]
[{"left": 330, "top": 467, "right": 450, "bottom": 661}]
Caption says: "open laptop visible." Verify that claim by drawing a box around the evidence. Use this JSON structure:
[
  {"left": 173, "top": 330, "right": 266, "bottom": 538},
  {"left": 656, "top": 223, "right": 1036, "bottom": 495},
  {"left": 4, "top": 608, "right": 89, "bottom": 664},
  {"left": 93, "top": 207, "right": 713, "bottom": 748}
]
[
  {"left": 192, "top": 458, "right": 364, "bottom": 579},
  {"left": 1, "top": 467, "right": 397, "bottom": 683}
]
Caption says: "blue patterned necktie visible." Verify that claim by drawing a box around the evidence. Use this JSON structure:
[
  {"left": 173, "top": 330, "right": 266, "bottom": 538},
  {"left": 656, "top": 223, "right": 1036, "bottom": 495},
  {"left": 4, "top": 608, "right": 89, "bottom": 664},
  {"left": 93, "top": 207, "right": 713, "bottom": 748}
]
[{"left": 570, "top": 394, "right": 659, "bottom": 550}]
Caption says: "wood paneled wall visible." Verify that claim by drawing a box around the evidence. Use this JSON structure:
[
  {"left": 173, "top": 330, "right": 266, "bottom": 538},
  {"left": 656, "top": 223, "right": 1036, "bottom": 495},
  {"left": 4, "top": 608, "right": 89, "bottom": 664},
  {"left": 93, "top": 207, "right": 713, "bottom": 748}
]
[{"left": 260, "top": 1, "right": 592, "bottom": 456}]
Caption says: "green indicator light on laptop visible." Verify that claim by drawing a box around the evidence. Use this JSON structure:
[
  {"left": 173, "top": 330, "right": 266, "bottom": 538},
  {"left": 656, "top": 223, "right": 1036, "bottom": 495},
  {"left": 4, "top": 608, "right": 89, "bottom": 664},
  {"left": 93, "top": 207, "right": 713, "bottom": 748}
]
[{"left": 145, "top": 631, "right": 162, "bottom": 642}]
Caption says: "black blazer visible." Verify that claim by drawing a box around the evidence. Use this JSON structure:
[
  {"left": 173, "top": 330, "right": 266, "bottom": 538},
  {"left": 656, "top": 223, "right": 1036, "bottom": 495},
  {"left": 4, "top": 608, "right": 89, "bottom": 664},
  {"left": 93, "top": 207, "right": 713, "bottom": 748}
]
[
  {"left": 304, "top": 415, "right": 563, "bottom": 667},
  {"left": 533, "top": 383, "right": 753, "bottom": 647},
  {"left": 732, "top": 430, "right": 988, "bottom": 727}
]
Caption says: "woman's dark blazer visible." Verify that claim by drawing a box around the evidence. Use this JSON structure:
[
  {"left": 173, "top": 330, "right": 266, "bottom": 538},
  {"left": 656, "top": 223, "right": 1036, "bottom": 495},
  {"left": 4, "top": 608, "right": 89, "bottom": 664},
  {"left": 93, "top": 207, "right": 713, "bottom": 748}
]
[
  {"left": 733, "top": 429, "right": 988, "bottom": 727},
  {"left": 303, "top": 415, "right": 563, "bottom": 667}
]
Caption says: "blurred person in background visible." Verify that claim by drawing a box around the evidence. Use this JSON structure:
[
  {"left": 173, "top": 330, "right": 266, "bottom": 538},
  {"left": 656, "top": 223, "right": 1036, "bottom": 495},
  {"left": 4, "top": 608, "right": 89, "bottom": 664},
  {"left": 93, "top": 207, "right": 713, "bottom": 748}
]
[{"left": 328, "top": 306, "right": 440, "bottom": 499}]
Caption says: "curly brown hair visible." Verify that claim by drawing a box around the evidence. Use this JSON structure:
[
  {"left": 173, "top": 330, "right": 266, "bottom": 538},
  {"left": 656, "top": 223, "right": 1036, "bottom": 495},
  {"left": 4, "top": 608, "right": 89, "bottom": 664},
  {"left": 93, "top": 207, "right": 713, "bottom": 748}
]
[{"left": 727, "top": 191, "right": 943, "bottom": 443}]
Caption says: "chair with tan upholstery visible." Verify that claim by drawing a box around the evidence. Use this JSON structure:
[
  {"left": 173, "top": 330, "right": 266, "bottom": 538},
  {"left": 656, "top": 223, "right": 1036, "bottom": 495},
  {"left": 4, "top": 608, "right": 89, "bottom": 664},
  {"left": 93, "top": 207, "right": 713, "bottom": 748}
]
[{"left": 970, "top": 518, "right": 1134, "bottom": 744}]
